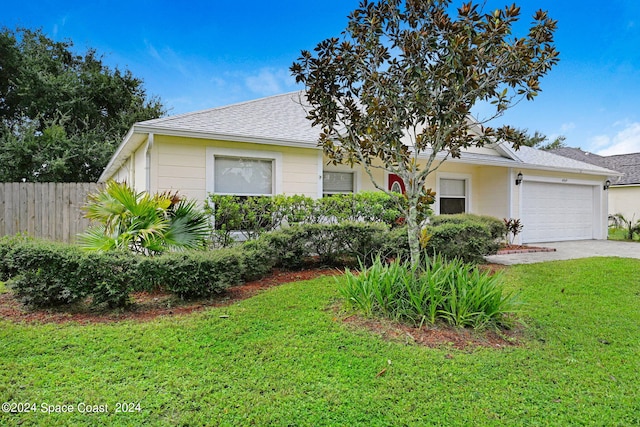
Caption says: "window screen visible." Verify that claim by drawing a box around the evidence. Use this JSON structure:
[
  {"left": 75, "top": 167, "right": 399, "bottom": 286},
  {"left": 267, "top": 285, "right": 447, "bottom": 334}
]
[
  {"left": 214, "top": 157, "right": 273, "bottom": 195},
  {"left": 439, "top": 178, "right": 466, "bottom": 214},
  {"left": 440, "top": 178, "right": 466, "bottom": 197},
  {"left": 323, "top": 172, "right": 354, "bottom": 195}
]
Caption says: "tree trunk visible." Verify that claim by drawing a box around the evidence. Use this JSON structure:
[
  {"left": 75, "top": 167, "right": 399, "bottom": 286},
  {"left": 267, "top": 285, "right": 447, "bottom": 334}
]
[{"left": 406, "top": 202, "right": 421, "bottom": 267}]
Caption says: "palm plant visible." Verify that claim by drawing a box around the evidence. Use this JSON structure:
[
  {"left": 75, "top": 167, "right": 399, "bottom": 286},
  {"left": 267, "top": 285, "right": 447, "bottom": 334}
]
[{"left": 79, "top": 181, "right": 211, "bottom": 255}]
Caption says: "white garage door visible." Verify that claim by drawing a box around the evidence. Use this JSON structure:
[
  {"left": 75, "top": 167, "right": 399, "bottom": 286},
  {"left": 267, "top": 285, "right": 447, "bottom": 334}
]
[{"left": 521, "top": 182, "right": 595, "bottom": 243}]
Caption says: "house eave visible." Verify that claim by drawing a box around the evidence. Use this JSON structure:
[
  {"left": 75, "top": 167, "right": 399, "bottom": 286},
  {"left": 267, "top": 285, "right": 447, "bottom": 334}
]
[
  {"left": 98, "top": 127, "right": 147, "bottom": 183},
  {"left": 415, "top": 151, "right": 622, "bottom": 177},
  {"left": 134, "top": 125, "right": 322, "bottom": 150},
  {"left": 611, "top": 183, "right": 640, "bottom": 188}
]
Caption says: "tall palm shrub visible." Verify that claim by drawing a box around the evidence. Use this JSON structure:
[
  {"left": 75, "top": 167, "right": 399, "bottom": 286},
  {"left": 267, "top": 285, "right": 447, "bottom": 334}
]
[{"left": 79, "top": 181, "right": 211, "bottom": 255}]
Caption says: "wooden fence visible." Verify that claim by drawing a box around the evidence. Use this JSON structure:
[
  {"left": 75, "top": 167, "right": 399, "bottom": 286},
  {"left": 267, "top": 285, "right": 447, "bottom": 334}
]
[{"left": 0, "top": 182, "right": 102, "bottom": 243}]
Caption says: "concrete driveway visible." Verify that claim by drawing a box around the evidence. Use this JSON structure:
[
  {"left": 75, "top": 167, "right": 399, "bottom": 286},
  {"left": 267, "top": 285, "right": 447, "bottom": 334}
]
[{"left": 485, "top": 240, "right": 640, "bottom": 265}]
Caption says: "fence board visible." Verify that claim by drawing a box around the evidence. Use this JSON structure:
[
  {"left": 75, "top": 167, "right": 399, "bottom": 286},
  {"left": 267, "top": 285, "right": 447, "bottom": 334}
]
[{"left": 0, "top": 183, "right": 102, "bottom": 243}]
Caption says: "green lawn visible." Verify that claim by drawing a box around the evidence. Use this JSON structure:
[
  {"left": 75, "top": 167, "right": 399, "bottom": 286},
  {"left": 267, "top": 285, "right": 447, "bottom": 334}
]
[
  {"left": 608, "top": 227, "right": 639, "bottom": 241},
  {"left": 1, "top": 258, "right": 639, "bottom": 426}
]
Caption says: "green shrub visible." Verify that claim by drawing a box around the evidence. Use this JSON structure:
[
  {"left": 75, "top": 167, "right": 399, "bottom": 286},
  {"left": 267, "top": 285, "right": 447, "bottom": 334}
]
[
  {"left": 430, "top": 213, "right": 506, "bottom": 240},
  {"left": 0, "top": 235, "right": 33, "bottom": 281},
  {"left": 4, "top": 238, "right": 251, "bottom": 308},
  {"left": 260, "top": 226, "right": 311, "bottom": 270},
  {"left": 329, "top": 222, "right": 391, "bottom": 266},
  {"left": 425, "top": 214, "right": 503, "bottom": 263},
  {"left": 381, "top": 227, "right": 412, "bottom": 261},
  {"left": 340, "top": 256, "right": 518, "bottom": 329},
  {"left": 256, "top": 222, "right": 392, "bottom": 269},
  {"left": 6, "top": 240, "right": 85, "bottom": 307},
  {"left": 80, "top": 251, "right": 137, "bottom": 308},
  {"left": 238, "top": 239, "right": 277, "bottom": 282},
  {"left": 204, "top": 192, "right": 411, "bottom": 248},
  {"left": 426, "top": 222, "right": 495, "bottom": 263},
  {"left": 139, "top": 250, "right": 244, "bottom": 299}
]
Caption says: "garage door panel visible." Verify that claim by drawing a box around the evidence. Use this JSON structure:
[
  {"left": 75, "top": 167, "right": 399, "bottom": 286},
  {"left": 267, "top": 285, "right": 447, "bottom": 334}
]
[{"left": 522, "top": 182, "right": 594, "bottom": 243}]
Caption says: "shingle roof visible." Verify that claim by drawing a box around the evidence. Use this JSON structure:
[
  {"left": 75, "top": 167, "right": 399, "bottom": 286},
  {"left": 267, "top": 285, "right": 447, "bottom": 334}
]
[
  {"left": 138, "top": 91, "right": 321, "bottom": 146},
  {"left": 511, "top": 146, "right": 616, "bottom": 175},
  {"left": 549, "top": 147, "right": 640, "bottom": 185},
  {"left": 602, "top": 152, "right": 640, "bottom": 185},
  {"left": 100, "top": 91, "right": 618, "bottom": 181}
]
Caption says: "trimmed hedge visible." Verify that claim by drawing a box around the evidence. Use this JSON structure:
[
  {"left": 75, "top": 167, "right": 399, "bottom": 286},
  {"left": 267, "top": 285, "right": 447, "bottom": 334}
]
[
  {"left": 0, "top": 238, "right": 254, "bottom": 308},
  {"left": 0, "top": 212, "right": 505, "bottom": 310},
  {"left": 426, "top": 222, "right": 496, "bottom": 264},
  {"left": 5, "top": 240, "right": 85, "bottom": 307},
  {"left": 429, "top": 213, "right": 506, "bottom": 240},
  {"left": 259, "top": 222, "right": 391, "bottom": 269},
  {"left": 135, "top": 250, "right": 243, "bottom": 299}
]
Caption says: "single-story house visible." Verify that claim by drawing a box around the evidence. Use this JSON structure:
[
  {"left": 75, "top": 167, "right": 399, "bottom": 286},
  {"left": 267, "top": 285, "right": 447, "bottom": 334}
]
[
  {"left": 99, "top": 91, "right": 619, "bottom": 244},
  {"left": 549, "top": 147, "right": 640, "bottom": 221}
]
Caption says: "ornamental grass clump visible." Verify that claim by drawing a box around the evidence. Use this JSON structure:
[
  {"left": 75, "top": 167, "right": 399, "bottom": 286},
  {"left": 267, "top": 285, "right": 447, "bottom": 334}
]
[{"left": 340, "top": 256, "right": 519, "bottom": 330}]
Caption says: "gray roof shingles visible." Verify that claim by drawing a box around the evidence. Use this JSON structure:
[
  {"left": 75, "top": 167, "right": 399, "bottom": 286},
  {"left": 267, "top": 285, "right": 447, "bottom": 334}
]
[
  {"left": 139, "top": 91, "right": 321, "bottom": 145},
  {"left": 109, "top": 91, "right": 617, "bottom": 178},
  {"left": 549, "top": 147, "right": 640, "bottom": 185}
]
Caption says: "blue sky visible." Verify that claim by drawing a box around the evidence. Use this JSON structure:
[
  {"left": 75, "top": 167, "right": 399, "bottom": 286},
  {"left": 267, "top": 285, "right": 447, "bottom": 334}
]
[{"left": 4, "top": 1, "right": 640, "bottom": 155}]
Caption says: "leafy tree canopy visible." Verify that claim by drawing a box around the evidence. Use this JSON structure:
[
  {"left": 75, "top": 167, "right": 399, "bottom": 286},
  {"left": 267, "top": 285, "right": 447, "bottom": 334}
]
[
  {"left": 291, "top": 0, "right": 559, "bottom": 265},
  {"left": 0, "top": 27, "right": 166, "bottom": 182},
  {"left": 519, "top": 128, "right": 567, "bottom": 150}
]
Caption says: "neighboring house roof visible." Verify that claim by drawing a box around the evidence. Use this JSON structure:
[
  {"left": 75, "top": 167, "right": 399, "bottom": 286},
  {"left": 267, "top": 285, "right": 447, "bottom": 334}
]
[
  {"left": 549, "top": 147, "right": 640, "bottom": 185},
  {"left": 99, "top": 91, "right": 619, "bottom": 182},
  {"left": 602, "top": 152, "right": 640, "bottom": 185}
]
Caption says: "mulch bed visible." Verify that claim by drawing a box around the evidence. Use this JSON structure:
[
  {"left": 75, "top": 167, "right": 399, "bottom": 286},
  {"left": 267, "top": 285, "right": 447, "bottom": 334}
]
[
  {"left": 0, "top": 268, "right": 340, "bottom": 325},
  {"left": 0, "top": 264, "right": 522, "bottom": 349},
  {"left": 497, "top": 244, "right": 556, "bottom": 254}
]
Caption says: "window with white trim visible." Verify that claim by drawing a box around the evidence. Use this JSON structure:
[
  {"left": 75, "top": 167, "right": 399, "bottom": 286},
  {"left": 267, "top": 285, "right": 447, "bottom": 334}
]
[
  {"left": 323, "top": 171, "right": 354, "bottom": 196},
  {"left": 439, "top": 178, "right": 467, "bottom": 214},
  {"left": 214, "top": 157, "right": 273, "bottom": 195}
]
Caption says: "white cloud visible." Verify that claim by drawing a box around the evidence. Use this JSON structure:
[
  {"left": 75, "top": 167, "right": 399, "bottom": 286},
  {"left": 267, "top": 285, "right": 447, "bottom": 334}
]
[
  {"left": 144, "top": 41, "right": 192, "bottom": 79},
  {"left": 144, "top": 40, "right": 162, "bottom": 62},
  {"left": 560, "top": 122, "right": 576, "bottom": 132},
  {"left": 592, "top": 122, "right": 640, "bottom": 155},
  {"left": 244, "top": 68, "right": 296, "bottom": 96}
]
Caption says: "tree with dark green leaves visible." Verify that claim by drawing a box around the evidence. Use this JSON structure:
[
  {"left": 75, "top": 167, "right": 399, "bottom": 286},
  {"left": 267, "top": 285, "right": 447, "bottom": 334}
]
[
  {"left": 519, "top": 128, "right": 567, "bottom": 150},
  {"left": 0, "top": 27, "right": 165, "bottom": 182},
  {"left": 291, "top": 0, "right": 559, "bottom": 266}
]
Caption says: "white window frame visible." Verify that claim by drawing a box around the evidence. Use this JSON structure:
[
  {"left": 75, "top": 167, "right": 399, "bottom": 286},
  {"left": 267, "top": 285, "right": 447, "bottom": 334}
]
[
  {"left": 206, "top": 147, "right": 282, "bottom": 196},
  {"left": 435, "top": 172, "right": 472, "bottom": 215}
]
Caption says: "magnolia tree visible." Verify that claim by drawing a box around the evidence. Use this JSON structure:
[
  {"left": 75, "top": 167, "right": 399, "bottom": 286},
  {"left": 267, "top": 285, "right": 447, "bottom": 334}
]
[{"left": 291, "top": 0, "right": 559, "bottom": 266}]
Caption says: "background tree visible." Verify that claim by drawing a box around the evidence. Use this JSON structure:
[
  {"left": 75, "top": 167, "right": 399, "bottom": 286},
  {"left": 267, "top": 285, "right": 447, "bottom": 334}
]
[
  {"left": 291, "top": 0, "right": 559, "bottom": 265},
  {"left": 0, "top": 27, "right": 165, "bottom": 182},
  {"left": 519, "top": 128, "right": 567, "bottom": 150}
]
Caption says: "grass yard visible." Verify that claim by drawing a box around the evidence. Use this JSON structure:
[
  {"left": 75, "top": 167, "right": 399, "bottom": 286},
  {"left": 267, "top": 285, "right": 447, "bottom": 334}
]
[
  {"left": 1, "top": 258, "right": 639, "bottom": 426},
  {"left": 608, "top": 227, "right": 639, "bottom": 241}
]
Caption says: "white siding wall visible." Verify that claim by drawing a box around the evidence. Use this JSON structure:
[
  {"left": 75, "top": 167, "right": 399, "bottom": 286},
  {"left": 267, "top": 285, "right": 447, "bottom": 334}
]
[
  {"left": 609, "top": 186, "right": 640, "bottom": 220},
  {"left": 153, "top": 136, "right": 320, "bottom": 203},
  {"left": 133, "top": 142, "right": 147, "bottom": 192}
]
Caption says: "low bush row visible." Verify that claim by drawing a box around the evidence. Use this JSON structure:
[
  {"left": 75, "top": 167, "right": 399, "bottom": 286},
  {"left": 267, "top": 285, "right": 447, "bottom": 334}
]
[
  {"left": 0, "top": 214, "right": 505, "bottom": 309},
  {"left": 205, "top": 192, "right": 412, "bottom": 247},
  {"left": 0, "top": 237, "right": 249, "bottom": 308}
]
